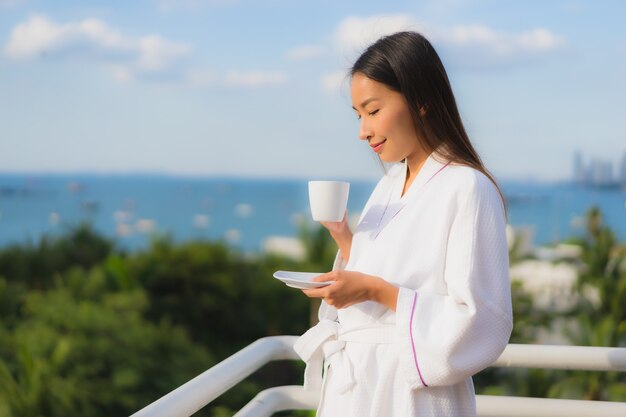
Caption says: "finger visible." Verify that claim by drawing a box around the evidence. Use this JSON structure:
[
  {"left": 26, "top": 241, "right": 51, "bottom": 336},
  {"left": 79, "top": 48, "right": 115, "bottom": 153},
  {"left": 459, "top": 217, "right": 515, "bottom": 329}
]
[
  {"left": 302, "top": 288, "right": 325, "bottom": 298},
  {"left": 312, "top": 272, "right": 335, "bottom": 282}
]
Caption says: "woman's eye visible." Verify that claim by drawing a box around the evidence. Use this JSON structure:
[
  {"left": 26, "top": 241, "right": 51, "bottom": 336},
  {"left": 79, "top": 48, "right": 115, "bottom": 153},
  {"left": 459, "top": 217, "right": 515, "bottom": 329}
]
[{"left": 355, "top": 109, "right": 378, "bottom": 120}]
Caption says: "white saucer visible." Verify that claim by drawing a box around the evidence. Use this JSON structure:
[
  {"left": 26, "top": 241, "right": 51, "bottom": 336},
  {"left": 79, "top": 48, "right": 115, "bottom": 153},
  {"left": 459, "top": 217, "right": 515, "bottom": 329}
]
[{"left": 273, "top": 270, "right": 333, "bottom": 289}]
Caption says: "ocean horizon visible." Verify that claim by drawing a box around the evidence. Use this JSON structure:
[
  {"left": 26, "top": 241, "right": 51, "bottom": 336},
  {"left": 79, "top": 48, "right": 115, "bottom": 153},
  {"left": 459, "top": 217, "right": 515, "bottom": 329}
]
[{"left": 1, "top": 173, "right": 625, "bottom": 253}]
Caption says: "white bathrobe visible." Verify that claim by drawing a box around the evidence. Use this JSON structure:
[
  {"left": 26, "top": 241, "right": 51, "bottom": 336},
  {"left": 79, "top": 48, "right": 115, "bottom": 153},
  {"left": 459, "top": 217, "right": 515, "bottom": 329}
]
[{"left": 294, "top": 153, "right": 513, "bottom": 417}]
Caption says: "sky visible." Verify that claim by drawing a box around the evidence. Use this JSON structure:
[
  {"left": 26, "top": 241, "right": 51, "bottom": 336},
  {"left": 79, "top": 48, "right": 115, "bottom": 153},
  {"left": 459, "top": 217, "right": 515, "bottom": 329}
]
[{"left": 1, "top": 0, "right": 625, "bottom": 182}]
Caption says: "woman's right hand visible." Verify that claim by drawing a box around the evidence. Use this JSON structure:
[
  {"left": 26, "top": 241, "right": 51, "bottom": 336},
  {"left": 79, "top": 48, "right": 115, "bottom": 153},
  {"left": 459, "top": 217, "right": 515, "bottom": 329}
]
[{"left": 320, "top": 211, "right": 353, "bottom": 262}]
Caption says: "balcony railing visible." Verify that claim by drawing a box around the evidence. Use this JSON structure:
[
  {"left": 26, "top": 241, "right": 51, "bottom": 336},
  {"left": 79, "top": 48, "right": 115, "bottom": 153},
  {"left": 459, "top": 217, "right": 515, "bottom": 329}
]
[{"left": 130, "top": 336, "right": 626, "bottom": 417}]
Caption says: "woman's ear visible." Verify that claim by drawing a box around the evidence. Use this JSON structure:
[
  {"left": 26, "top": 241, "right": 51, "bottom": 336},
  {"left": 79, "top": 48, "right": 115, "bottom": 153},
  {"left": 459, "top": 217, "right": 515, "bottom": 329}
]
[{"left": 419, "top": 105, "right": 428, "bottom": 117}]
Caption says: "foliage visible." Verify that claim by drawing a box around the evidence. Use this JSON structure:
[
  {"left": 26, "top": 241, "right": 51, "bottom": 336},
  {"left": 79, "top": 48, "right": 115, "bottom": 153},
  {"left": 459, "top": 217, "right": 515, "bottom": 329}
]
[
  {"left": 551, "top": 206, "right": 626, "bottom": 401},
  {"left": 125, "top": 237, "right": 310, "bottom": 358},
  {"left": 0, "top": 225, "right": 317, "bottom": 416},
  {"left": 507, "top": 280, "right": 553, "bottom": 344},
  {"left": 297, "top": 219, "right": 338, "bottom": 272},
  {"left": 0, "top": 266, "right": 212, "bottom": 417},
  {"left": 476, "top": 206, "right": 626, "bottom": 401},
  {"left": 473, "top": 279, "right": 558, "bottom": 395},
  {"left": 0, "top": 224, "right": 113, "bottom": 290},
  {"left": 296, "top": 219, "right": 338, "bottom": 325}
]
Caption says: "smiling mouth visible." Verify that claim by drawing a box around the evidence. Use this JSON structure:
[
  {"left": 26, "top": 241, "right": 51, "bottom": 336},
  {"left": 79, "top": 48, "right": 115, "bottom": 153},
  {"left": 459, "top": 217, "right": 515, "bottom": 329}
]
[{"left": 370, "top": 139, "right": 387, "bottom": 152}]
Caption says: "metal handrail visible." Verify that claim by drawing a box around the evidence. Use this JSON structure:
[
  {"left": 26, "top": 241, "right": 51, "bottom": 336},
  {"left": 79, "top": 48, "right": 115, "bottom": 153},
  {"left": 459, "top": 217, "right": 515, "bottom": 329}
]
[
  {"left": 475, "top": 395, "right": 626, "bottom": 417},
  {"left": 130, "top": 337, "right": 626, "bottom": 417},
  {"left": 130, "top": 336, "right": 299, "bottom": 417},
  {"left": 493, "top": 343, "right": 626, "bottom": 371},
  {"left": 234, "top": 386, "right": 319, "bottom": 417},
  {"left": 233, "top": 386, "right": 626, "bottom": 417}
]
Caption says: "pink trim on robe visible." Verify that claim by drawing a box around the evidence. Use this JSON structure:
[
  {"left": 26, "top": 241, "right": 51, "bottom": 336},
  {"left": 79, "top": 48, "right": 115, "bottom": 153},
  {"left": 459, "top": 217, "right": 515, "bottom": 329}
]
[{"left": 410, "top": 291, "right": 428, "bottom": 387}]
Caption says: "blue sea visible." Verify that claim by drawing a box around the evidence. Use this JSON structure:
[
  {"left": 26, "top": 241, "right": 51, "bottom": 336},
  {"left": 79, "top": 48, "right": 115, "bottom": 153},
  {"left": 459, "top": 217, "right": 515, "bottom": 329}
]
[{"left": 1, "top": 174, "right": 625, "bottom": 252}]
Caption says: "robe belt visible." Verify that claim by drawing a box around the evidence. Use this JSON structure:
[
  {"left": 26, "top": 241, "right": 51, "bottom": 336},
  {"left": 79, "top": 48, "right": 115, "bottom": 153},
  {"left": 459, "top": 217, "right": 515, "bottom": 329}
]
[{"left": 294, "top": 319, "right": 396, "bottom": 394}]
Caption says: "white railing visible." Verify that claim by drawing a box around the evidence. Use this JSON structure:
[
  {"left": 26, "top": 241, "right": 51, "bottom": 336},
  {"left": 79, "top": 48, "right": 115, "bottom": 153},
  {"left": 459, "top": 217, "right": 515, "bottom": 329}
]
[
  {"left": 130, "top": 336, "right": 298, "bottom": 417},
  {"left": 130, "top": 336, "right": 626, "bottom": 417}
]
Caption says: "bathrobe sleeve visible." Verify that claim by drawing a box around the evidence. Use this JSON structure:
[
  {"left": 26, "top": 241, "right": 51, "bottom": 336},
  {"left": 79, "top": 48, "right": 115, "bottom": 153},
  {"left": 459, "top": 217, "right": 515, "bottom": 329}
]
[{"left": 395, "top": 172, "right": 513, "bottom": 389}]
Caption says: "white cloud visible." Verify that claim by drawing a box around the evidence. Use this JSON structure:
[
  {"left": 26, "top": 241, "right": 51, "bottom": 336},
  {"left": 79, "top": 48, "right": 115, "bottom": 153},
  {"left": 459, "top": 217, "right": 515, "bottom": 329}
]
[
  {"left": 223, "top": 70, "right": 287, "bottom": 87},
  {"left": 186, "top": 68, "right": 287, "bottom": 88},
  {"left": 111, "top": 65, "right": 133, "bottom": 83},
  {"left": 321, "top": 71, "right": 348, "bottom": 94},
  {"left": 285, "top": 45, "right": 326, "bottom": 61},
  {"left": 0, "top": 0, "right": 25, "bottom": 8},
  {"left": 335, "top": 14, "right": 418, "bottom": 58},
  {"left": 134, "top": 34, "right": 189, "bottom": 72},
  {"left": 4, "top": 14, "right": 191, "bottom": 81},
  {"left": 186, "top": 68, "right": 219, "bottom": 87},
  {"left": 433, "top": 24, "right": 566, "bottom": 68},
  {"left": 332, "top": 14, "right": 566, "bottom": 69},
  {"left": 517, "top": 28, "right": 565, "bottom": 53},
  {"left": 4, "top": 14, "right": 289, "bottom": 89},
  {"left": 157, "top": 0, "right": 238, "bottom": 12}
]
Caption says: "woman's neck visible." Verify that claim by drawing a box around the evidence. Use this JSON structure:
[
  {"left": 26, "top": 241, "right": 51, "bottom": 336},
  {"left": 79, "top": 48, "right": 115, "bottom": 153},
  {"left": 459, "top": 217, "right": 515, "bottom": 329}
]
[
  {"left": 402, "top": 152, "right": 429, "bottom": 196},
  {"left": 405, "top": 148, "right": 430, "bottom": 180}
]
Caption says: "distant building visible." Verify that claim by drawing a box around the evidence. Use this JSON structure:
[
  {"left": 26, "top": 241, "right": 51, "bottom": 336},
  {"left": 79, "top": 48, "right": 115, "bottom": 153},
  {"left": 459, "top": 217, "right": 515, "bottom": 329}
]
[
  {"left": 620, "top": 152, "right": 626, "bottom": 185},
  {"left": 588, "top": 158, "right": 614, "bottom": 186},
  {"left": 573, "top": 151, "right": 586, "bottom": 185},
  {"left": 572, "top": 152, "right": 620, "bottom": 188}
]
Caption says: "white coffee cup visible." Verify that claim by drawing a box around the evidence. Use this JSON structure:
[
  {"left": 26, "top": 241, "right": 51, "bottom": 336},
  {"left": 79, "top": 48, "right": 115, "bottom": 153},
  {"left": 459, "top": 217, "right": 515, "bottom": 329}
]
[{"left": 308, "top": 181, "right": 350, "bottom": 222}]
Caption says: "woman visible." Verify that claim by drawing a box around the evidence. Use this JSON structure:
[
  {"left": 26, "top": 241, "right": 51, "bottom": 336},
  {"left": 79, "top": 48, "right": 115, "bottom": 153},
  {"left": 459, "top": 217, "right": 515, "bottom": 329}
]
[{"left": 293, "top": 31, "right": 513, "bottom": 417}]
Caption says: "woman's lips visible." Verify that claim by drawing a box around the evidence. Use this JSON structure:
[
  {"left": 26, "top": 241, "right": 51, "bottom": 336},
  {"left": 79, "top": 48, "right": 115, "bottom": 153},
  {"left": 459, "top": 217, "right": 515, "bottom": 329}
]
[{"left": 370, "top": 139, "right": 386, "bottom": 153}]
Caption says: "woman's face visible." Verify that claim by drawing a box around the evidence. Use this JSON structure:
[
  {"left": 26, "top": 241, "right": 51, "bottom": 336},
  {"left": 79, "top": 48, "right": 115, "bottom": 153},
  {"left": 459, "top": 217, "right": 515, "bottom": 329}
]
[{"left": 350, "top": 72, "right": 422, "bottom": 164}]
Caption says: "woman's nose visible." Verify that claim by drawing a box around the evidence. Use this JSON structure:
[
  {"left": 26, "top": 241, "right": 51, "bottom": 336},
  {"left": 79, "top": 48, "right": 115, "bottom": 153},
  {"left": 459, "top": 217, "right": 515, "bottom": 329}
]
[{"left": 358, "top": 120, "right": 373, "bottom": 141}]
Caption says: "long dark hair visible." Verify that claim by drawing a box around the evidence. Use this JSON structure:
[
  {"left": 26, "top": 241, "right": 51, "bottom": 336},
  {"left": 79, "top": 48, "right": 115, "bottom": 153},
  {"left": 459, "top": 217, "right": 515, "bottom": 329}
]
[{"left": 351, "top": 31, "right": 505, "bottom": 207}]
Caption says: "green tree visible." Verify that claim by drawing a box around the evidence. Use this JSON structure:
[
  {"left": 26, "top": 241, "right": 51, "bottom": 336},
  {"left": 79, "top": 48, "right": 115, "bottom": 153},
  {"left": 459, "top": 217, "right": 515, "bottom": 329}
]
[
  {"left": 126, "top": 237, "right": 310, "bottom": 357},
  {"left": 535, "top": 206, "right": 626, "bottom": 402},
  {"left": 122, "top": 237, "right": 312, "bottom": 414},
  {"left": 296, "top": 220, "right": 338, "bottom": 326},
  {"left": 0, "top": 266, "right": 212, "bottom": 417},
  {"left": 0, "top": 224, "right": 114, "bottom": 290}
]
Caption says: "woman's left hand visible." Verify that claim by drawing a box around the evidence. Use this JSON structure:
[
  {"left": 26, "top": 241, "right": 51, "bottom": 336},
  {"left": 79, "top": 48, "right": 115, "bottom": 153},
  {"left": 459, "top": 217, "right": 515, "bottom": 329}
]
[{"left": 302, "top": 270, "right": 399, "bottom": 311}]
